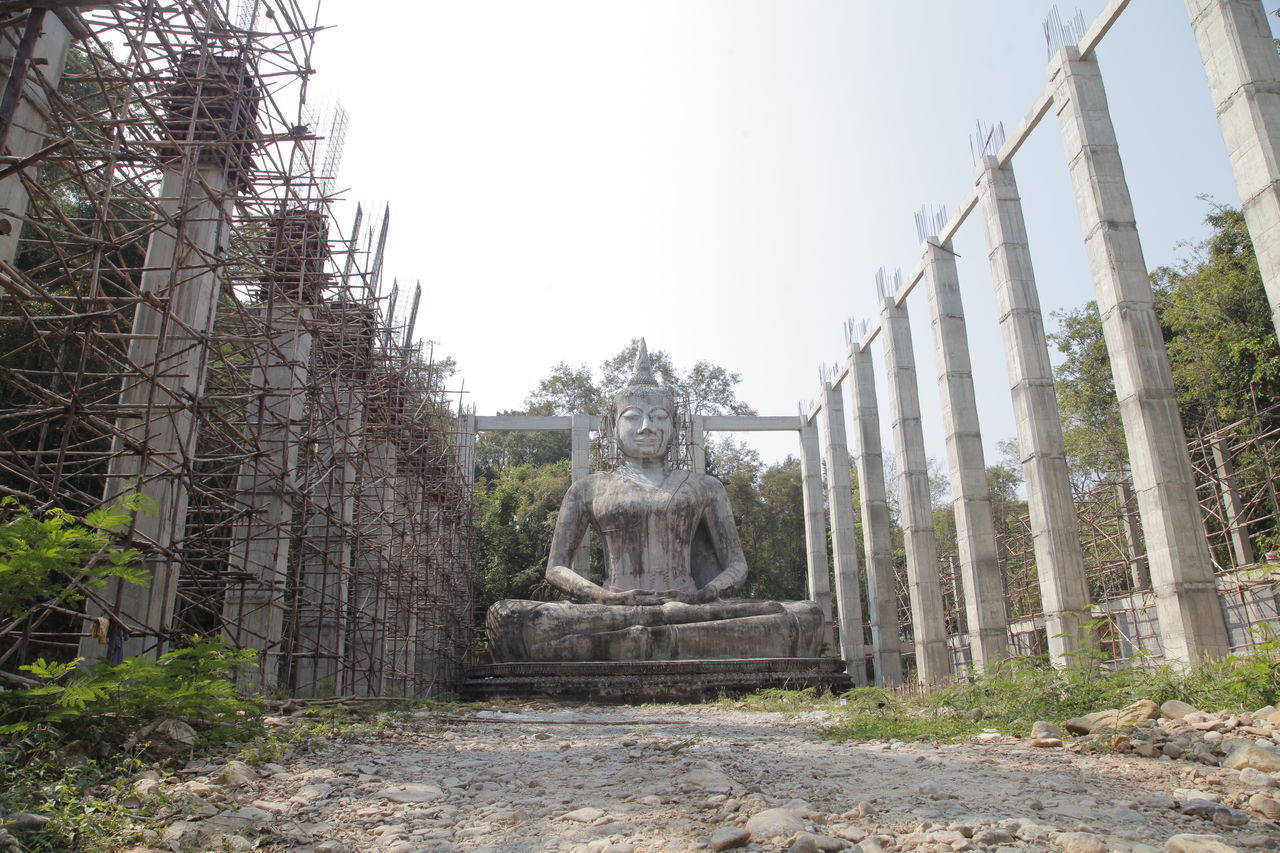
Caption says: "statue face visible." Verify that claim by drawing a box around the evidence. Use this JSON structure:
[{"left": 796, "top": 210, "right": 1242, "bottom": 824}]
[{"left": 615, "top": 391, "right": 675, "bottom": 461}]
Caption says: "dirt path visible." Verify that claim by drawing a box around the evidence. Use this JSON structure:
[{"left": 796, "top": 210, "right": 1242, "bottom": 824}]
[{"left": 149, "top": 704, "right": 1280, "bottom": 852}]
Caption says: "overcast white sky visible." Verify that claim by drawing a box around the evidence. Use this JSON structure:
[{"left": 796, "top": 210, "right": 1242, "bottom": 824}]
[{"left": 306, "top": 0, "right": 1260, "bottom": 468}]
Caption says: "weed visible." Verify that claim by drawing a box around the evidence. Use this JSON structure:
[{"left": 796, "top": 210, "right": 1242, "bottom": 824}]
[{"left": 703, "top": 640, "right": 1280, "bottom": 746}]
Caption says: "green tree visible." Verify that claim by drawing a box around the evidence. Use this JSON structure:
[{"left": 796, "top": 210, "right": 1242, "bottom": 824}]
[
  {"left": 1047, "top": 302, "right": 1129, "bottom": 484},
  {"left": 1157, "top": 205, "right": 1280, "bottom": 430},
  {"left": 1049, "top": 204, "right": 1280, "bottom": 483},
  {"left": 472, "top": 461, "right": 571, "bottom": 605}
]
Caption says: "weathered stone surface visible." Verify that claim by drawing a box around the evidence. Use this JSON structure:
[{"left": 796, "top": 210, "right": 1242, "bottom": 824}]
[
  {"left": 376, "top": 783, "right": 444, "bottom": 803},
  {"left": 1164, "top": 834, "right": 1242, "bottom": 853},
  {"left": 1247, "top": 793, "right": 1280, "bottom": 819},
  {"left": 1224, "top": 743, "right": 1280, "bottom": 773},
  {"left": 1237, "top": 767, "right": 1278, "bottom": 790},
  {"left": 1057, "top": 831, "right": 1109, "bottom": 853},
  {"left": 1162, "top": 701, "right": 1200, "bottom": 720},
  {"left": 788, "top": 834, "right": 820, "bottom": 853},
  {"left": 708, "top": 826, "right": 751, "bottom": 851},
  {"left": 1031, "top": 721, "right": 1064, "bottom": 739},
  {"left": 1065, "top": 700, "right": 1160, "bottom": 734},
  {"left": 215, "top": 761, "right": 256, "bottom": 787},
  {"left": 558, "top": 807, "right": 605, "bottom": 823},
  {"left": 745, "top": 807, "right": 806, "bottom": 840},
  {"left": 312, "top": 843, "right": 346, "bottom": 853}
]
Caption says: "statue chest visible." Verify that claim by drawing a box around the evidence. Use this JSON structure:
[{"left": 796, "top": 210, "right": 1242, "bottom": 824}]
[{"left": 591, "top": 478, "right": 707, "bottom": 587}]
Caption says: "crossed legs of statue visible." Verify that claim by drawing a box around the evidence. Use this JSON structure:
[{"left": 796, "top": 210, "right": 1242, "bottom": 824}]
[{"left": 486, "top": 599, "right": 824, "bottom": 662}]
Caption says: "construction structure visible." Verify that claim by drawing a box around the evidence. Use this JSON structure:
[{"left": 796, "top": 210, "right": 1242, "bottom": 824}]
[
  {"left": 4, "top": 0, "right": 1280, "bottom": 700},
  {"left": 467, "top": 0, "right": 1280, "bottom": 690},
  {"left": 0, "top": 2, "right": 474, "bottom": 697},
  {"left": 791, "top": 0, "right": 1280, "bottom": 684}
]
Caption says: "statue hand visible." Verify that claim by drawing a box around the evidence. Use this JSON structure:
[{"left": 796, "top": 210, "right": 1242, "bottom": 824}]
[
  {"left": 601, "top": 588, "right": 660, "bottom": 606},
  {"left": 657, "top": 587, "right": 720, "bottom": 605}
]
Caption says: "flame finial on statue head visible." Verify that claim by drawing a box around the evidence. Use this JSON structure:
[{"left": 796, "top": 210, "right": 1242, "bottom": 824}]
[{"left": 629, "top": 338, "right": 659, "bottom": 388}]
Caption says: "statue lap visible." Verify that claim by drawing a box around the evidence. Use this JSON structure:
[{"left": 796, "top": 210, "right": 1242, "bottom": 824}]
[{"left": 486, "top": 599, "right": 824, "bottom": 662}]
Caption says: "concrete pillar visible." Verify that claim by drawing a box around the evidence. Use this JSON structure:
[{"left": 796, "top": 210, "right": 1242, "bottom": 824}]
[
  {"left": 689, "top": 414, "right": 707, "bottom": 474},
  {"left": 1185, "top": 0, "right": 1280, "bottom": 341},
  {"left": 0, "top": 11, "right": 74, "bottom": 265},
  {"left": 349, "top": 430, "right": 396, "bottom": 697},
  {"left": 81, "top": 164, "right": 233, "bottom": 661},
  {"left": 880, "top": 297, "right": 950, "bottom": 684},
  {"left": 383, "top": 426, "right": 418, "bottom": 696},
  {"left": 1050, "top": 46, "right": 1229, "bottom": 664},
  {"left": 293, "top": 362, "right": 364, "bottom": 696},
  {"left": 849, "top": 347, "right": 904, "bottom": 687},
  {"left": 571, "top": 413, "right": 592, "bottom": 577},
  {"left": 458, "top": 410, "right": 477, "bottom": 488},
  {"left": 79, "top": 52, "right": 257, "bottom": 662},
  {"left": 220, "top": 299, "right": 312, "bottom": 691},
  {"left": 1210, "top": 436, "right": 1254, "bottom": 567},
  {"left": 922, "top": 238, "right": 1009, "bottom": 672},
  {"left": 820, "top": 381, "right": 867, "bottom": 683},
  {"left": 975, "top": 155, "right": 1092, "bottom": 665},
  {"left": 798, "top": 417, "right": 836, "bottom": 649}
]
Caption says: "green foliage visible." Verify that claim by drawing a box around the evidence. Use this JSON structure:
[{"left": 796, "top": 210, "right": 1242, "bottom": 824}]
[
  {"left": 719, "top": 686, "right": 828, "bottom": 713},
  {"left": 0, "top": 637, "right": 259, "bottom": 852},
  {"left": 1048, "top": 301, "right": 1130, "bottom": 483},
  {"left": 473, "top": 460, "right": 572, "bottom": 604},
  {"left": 720, "top": 454, "right": 809, "bottom": 601},
  {"left": 0, "top": 636, "right": 259, "bottom": 741},
  {"left": 1050, "top": 204, "right": 1280, "bottom": 483},
  {"left": 0, "top": 493, "right": 152, "bottom": 619},
  {"left": 819, "top": 639, "right": 1280, "bottom": 744}
]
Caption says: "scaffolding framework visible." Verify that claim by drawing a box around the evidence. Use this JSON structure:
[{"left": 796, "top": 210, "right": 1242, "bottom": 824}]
[{"left": 0, "top": 2, "right": 474, "bottom": 697}]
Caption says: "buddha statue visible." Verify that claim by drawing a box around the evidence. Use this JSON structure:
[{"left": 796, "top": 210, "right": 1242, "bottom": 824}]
[{"left": 485, "top": 341, "right": 824, "bottom": 662}]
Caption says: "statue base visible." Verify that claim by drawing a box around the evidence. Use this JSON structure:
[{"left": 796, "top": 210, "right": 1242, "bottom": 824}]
[{"left": 461, "top": 657, "right": 851, "bottom": 703}]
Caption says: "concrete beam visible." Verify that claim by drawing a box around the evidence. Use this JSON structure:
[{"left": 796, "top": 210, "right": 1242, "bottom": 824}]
[
  {"left": 798, "top": 417, "right": 835, "bottom": 650},
  {"left": 571, "top": 412, "right": 592, "bottom": 577},
  {"left": 848, "top": 347, "right": 903, "bottom": 686},
  {"left": 689, "top": 414, "right": 707, "bottom": 473},
  {"left": 0, "top": 12, "right": 74, "bottom": 266},
  {"left": 1050, "top": 45, "right": 1229, "bottom": 664},
  {"left": 700, "top": 415, "right": 803, "bottom": 432},
  {"left": 80, "top": 161, "right": 234, "bottom": 662},
  {"left": 1186, "top": 0, "right": 1280, "bottom": 345},
  {"left": 922, "top": 238, "right": 1009, "bottom": 671},
  {"left": 221, "top": 301, "right": 312, "bottom": 691},
  {"left": 880, "top": 297, "right": 950, "bottom": 684},
  {"left": 348, "top": 435, "right": 397, "bottom": 697},
  {"left": 820, "top": 380, "right": 868, "bottom": 683},
  {"left": 475, "top": 415, "right": 575, "bottom": 431},
  {"left": 975, "top": 155, "right": 1093, "bottom": 664},
  {"left": 476, "top": 413, "right": 800, "bottom": 434}
]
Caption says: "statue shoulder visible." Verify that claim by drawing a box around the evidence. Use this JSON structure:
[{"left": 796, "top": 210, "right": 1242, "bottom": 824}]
[
  {"left": 564, "top": 471, "right": 611, "bottom": 499},
  {"left": 683, "top": 470, "right": 729, "bottom": 496}
]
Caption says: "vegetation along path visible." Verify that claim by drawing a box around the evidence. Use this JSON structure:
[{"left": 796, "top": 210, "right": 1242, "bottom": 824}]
[{"left": 131, "top": 697, "right": 1280, "bottom": 853}]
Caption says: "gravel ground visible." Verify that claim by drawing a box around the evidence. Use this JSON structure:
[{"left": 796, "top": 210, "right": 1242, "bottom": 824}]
[{"left": 134, "top": 702, "right": 1280, "bottom": 853}]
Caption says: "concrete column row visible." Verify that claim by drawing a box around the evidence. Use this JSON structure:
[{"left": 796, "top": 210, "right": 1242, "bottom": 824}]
[{"left": 814, "top": 28, "right": 1246, "bottom": 683}]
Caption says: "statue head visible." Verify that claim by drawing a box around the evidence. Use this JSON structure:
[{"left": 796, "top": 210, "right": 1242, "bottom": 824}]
[{"left": 613, "top": 339, "right": 676, "bottom": 462}]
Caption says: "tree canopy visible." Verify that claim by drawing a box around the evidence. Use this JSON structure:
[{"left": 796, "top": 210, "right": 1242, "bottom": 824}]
[{"left": 1049, "top": 204, "right": 1280, "bottom": 484}]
